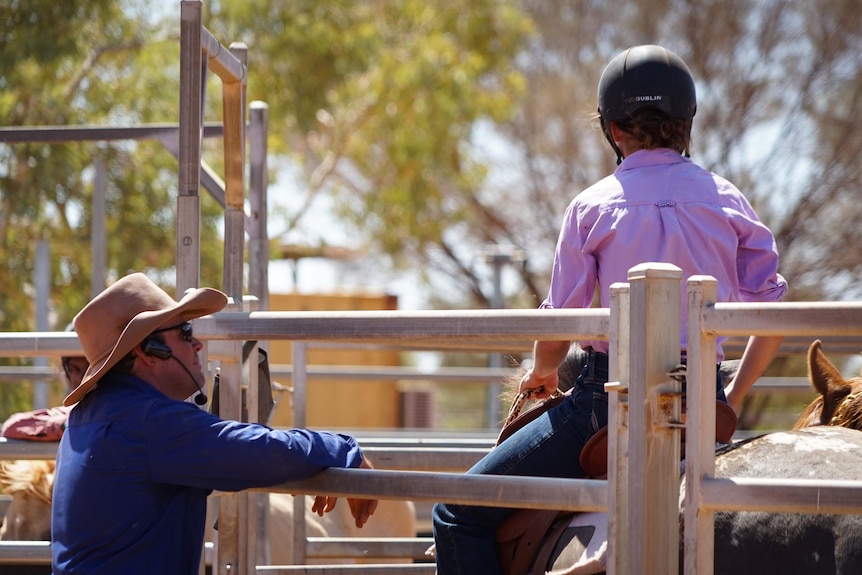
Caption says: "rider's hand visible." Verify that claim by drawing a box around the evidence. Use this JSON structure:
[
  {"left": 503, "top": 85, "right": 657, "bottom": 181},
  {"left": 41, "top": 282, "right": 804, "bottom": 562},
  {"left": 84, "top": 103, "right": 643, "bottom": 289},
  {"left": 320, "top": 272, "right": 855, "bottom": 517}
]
[{"left": 518, "top": 368, "right": 559, "bottom": 400}]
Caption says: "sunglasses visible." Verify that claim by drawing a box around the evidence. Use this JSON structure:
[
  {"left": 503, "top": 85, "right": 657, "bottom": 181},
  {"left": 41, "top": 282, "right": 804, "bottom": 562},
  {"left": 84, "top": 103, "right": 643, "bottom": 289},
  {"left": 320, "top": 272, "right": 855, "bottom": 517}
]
[{"left": 151, "top": 322, "right": 193, "bottom": 342}]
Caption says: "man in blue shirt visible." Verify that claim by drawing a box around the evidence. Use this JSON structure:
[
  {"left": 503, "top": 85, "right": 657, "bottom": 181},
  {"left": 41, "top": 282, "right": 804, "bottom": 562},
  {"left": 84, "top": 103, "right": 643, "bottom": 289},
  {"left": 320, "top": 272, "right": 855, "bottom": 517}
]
[{"left": 52, "top": 272, "right": 377, "bottom": 574}]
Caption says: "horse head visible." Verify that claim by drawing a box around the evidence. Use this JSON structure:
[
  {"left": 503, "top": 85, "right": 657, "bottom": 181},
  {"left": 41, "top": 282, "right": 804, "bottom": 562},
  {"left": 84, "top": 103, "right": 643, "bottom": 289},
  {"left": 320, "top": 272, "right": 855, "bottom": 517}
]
[{"left": 794, "top": 339, "right": 862, "bottom": 430}]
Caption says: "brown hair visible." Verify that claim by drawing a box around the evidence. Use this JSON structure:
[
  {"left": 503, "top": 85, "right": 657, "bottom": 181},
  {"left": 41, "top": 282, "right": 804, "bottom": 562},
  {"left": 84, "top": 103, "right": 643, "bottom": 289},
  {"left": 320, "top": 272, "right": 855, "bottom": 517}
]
[
  {"left": 615, "top": 108, "right": 692, "bottom": 156},
  {"left": 110, "top": 351, "right": 137, "bottom": 375}
]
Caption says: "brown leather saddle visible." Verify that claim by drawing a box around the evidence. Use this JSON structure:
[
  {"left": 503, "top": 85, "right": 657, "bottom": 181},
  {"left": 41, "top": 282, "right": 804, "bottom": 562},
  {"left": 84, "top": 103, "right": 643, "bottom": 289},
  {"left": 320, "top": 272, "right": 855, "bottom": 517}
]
[
  {"left": 494, "top": 371, "right": 738, "bottom": 575},
  {"left": 579, "top": 399, "right": 738, "bottom": 478},
  {"left": 497, "top": 372, "right": 738, "bottom": 479}
]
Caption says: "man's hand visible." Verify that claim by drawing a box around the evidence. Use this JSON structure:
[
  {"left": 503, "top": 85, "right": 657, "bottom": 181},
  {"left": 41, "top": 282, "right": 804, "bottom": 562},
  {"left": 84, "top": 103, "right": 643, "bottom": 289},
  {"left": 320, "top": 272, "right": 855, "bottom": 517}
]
[
  {"left": 309, "top": 457, "right": 379, "bottom": 528},
  {"left": 310, "top": 494, "right": 337, "bottom": 516},
  {"left": 346, "top": 457, "right": 378, "bottom": 528}
]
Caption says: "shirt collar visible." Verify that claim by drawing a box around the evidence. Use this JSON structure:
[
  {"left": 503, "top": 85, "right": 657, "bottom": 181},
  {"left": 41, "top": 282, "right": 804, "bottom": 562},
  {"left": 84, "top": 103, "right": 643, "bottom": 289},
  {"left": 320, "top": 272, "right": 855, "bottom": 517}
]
[{"left": 615, "top": 148, "right": 689, "bottom": 173}]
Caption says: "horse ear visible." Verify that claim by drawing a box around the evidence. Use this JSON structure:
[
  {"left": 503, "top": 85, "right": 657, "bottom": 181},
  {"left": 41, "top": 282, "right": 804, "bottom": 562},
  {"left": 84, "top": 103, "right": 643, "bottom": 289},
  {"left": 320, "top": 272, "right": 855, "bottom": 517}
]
[
  {"left": 808, "top": 339, "right": 852, "bottom": 422},
  {"left": 808, "top": 340, "right": 843, "bottom": 393}
]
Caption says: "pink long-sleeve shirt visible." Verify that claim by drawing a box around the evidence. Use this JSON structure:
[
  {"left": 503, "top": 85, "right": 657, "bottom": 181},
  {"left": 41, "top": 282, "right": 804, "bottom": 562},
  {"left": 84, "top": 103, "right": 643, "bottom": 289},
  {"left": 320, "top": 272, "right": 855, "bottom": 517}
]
[{"left": 542, "top": 148, "right": 787, "bottom": 360}]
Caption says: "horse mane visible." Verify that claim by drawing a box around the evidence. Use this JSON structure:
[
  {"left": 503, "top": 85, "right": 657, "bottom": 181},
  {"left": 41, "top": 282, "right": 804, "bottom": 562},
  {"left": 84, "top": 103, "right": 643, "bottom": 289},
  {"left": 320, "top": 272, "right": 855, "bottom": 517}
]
[
  {"left": 792, "top": 397, "right": 824, "bottom": 430},
  {"left": 829, "top": 392, "right": 862, "bottom": 429},
  {"left": 0, "top": 460, "right": 55, "bottom": 505}
]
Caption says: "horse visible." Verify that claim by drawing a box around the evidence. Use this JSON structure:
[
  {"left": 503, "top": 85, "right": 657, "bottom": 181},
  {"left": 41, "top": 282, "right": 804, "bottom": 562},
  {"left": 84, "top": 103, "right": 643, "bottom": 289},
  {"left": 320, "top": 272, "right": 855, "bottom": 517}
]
[
  {"left": 691, "top": 425, "right": 862, "bottom": 574},
  {"left": 0, "top": 461, "right": 417, "bottom": 565},
  {"left": 205, "top": 493, "right": 416, "bottom": 565},
  {"left": 693, "top": 339, "right": 862, "bottom": 575},
  {"left": 495, "top": 339, "right": 862, "bottom": 575},
  {"left": 0, "top": 460, "right": 54, "bottom": 541}
]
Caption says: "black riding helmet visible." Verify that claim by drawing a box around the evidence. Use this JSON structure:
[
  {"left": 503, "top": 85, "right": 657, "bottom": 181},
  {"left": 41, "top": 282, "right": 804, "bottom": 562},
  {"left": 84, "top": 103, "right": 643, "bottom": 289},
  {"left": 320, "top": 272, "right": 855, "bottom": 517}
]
[{"left": 597, "top": 44, "right": 696, "bottom": 164}]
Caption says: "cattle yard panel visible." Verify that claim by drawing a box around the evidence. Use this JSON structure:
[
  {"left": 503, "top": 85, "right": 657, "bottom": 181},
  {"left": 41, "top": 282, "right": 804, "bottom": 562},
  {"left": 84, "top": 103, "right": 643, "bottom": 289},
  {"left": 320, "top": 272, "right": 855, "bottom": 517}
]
[{"left": 4, "top": 276, "right": 862, "bottom": 573}]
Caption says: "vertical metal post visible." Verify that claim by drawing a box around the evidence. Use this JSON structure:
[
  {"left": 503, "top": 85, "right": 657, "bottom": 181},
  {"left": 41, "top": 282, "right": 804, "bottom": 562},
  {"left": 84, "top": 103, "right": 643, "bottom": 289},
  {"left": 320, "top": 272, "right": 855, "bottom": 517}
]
[
  {"left": 91, "top": 156, "right": 107, "bottom": 297},
  {"left": 291, "top": 342, "right": 308, "bottom": 565},
  {"left": 248, "top": 100, "right": 271, "bottom": 569},
  {"left": 179, "top": 3, "right": 252, "bottom": 574},
  {"left": 607, "top": 281, "right": 630, "bottom": 575},
  {"left": 479, "top": 245, "right": 525, "bottom": 429},
  {"left": 248, "top": 101, "right": 270, "bottom": 312},
  {"left": 487, "top": 256, "right": 504, "bottom": 428},
  {"left": 684, "top": 275, "right": 719, "bottom": 575},
  {"left": 33, "top": 241, "right": 50, "bottom": 409},
  {"left": 221, "top": 42, "right": 247, "bottom": 303},
  {"left": 178, "top": 0, "right": 204, "bottom": 294},
  {"left": 214, "top": 307, "right": 244, "bottom": 575},
  {"left": 625, "top": 263, "right": 682, "bottom": 574},
  {"left": 241, "top": 296, "right": 260, "bottom": 574}
]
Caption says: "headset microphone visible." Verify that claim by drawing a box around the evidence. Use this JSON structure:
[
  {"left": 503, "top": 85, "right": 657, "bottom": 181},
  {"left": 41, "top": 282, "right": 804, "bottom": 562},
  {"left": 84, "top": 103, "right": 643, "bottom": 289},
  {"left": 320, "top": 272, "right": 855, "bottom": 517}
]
[
  {"left": 143, "top": 339, "right": 208, "bottom": 405},
  {"left": 184, "top": 361, "right": 209, "bottom": 406}
]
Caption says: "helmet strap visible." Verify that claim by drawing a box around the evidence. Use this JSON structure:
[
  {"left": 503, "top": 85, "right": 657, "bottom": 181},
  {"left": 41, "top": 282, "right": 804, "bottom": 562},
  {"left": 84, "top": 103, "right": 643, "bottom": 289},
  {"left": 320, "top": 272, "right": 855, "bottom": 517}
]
[{"left": 601, "top": 117, "right": 624, "bottom": 165}]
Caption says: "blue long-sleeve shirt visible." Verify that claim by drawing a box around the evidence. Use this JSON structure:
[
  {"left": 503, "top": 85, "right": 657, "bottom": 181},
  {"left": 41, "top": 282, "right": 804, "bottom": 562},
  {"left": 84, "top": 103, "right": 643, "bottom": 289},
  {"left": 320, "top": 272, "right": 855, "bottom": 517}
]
[{"left": 52, "top": 373, "right": 365, "bottom": 574}]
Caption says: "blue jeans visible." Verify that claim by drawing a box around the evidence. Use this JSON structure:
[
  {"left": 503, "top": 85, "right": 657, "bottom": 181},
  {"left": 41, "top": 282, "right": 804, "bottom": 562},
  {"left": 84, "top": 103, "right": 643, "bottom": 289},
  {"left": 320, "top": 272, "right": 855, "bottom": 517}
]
[
  {"left": 431, "top": 351, "right": 728, "bottom": 575},
  {"left": 431, "top": 350, "right": 609, "bottom": 575}
]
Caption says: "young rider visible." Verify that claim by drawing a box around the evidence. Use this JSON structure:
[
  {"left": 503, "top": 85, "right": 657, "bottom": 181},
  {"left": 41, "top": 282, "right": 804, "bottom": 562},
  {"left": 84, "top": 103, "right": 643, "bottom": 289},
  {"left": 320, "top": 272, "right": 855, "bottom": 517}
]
[{"left": 431, "top": 44, "right": 787, "bottom": 575}]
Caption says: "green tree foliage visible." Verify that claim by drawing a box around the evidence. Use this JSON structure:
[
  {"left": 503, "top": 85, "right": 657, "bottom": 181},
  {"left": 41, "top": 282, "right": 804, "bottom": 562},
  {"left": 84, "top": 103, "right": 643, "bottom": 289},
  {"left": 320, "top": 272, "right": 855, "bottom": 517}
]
[
  {"left": 201, "top": 0, "right": 861, "bottom": 316},
  {"left": 205, "top": 0, "right": 533, "bottom": 301},
  {"left": 0, "top": 0, "right": 224, "bottom": 416}
]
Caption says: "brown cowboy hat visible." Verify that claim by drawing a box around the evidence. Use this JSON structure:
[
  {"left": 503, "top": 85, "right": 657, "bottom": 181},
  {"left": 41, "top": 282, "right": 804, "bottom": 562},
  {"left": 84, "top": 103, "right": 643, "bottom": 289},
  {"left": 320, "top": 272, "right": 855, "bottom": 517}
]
[{"left": 64, "top": 273, "right": 228, "bottom": 406}]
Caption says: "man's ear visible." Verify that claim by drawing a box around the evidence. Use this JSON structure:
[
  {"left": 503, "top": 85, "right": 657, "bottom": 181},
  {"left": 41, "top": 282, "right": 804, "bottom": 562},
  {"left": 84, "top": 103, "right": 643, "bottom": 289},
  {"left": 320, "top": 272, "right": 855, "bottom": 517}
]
[{"left": 131, "top": 343, "right": 159, "bottom": 367}]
